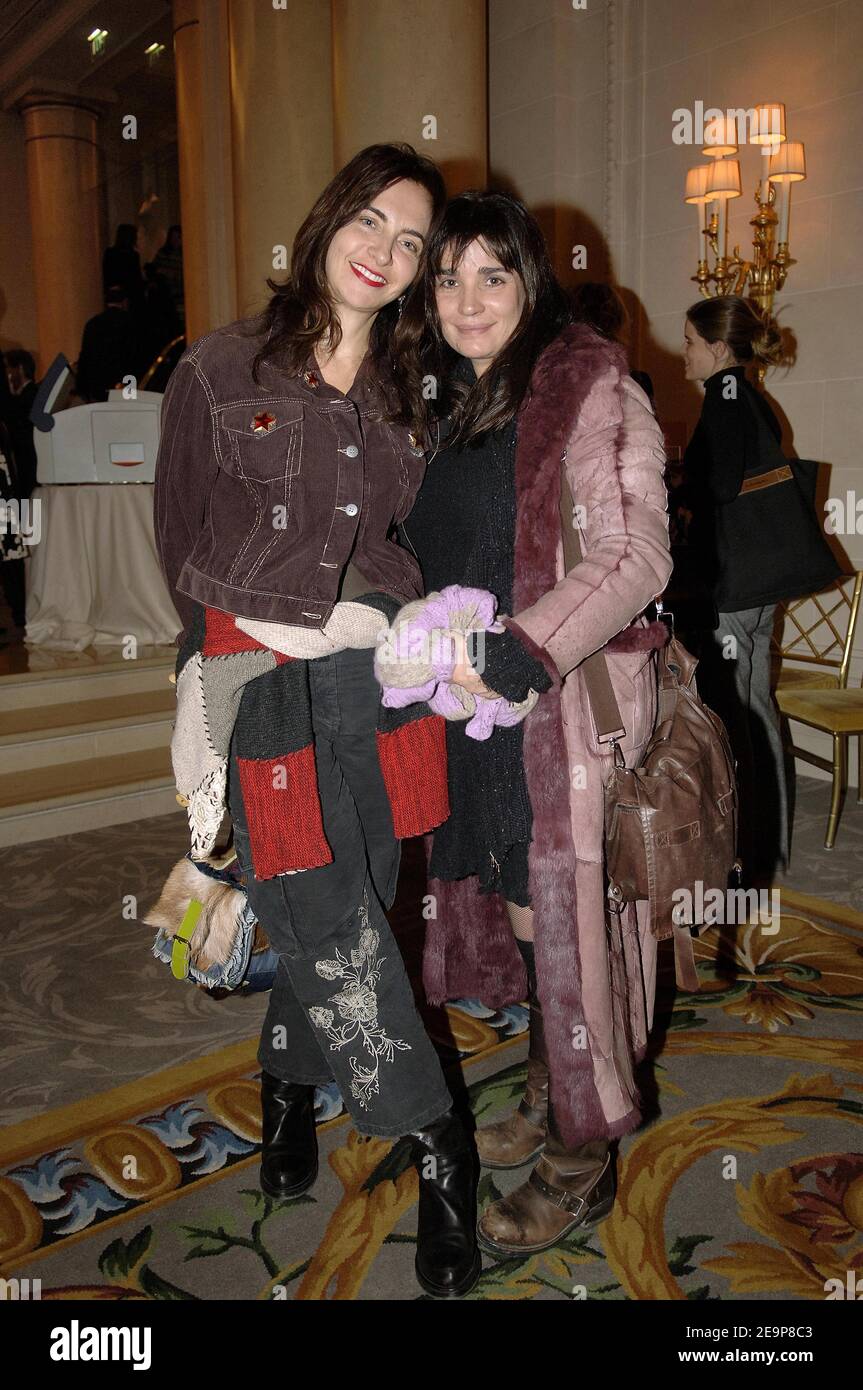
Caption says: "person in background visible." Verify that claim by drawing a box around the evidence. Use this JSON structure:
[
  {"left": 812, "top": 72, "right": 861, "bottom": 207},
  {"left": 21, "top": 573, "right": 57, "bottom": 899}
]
[
  {"left": 3, "top": 349, "right": 39, "bottom": 498},
  {"left": 75, "top": 286, "right": 144, "bottom": 402},
  {"left": 0, "top": 352, "right": 38, "bottom": 638},
  {"left": 0, "top": 413, "right": 29, "bottom": 641},
  {"left": 683, "top": 295, "right": 816, "bottom": 881},
  {"left": 150, "top": 226, "right": 184, "bottom": 330},
  {"left": 102, "top": 224, "right": 144, "bottom": 317},
  {"left": 141, "top": 262, "right": 181, "bottom": 369},
  {"left": 570, "top": 281, "right": 656, "bottom": 416}
]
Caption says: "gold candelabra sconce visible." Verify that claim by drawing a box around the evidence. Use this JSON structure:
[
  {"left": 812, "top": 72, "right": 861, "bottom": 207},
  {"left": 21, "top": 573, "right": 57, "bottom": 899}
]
[{"left": 685, "top": 103, "right": 806, "bottom": 332}]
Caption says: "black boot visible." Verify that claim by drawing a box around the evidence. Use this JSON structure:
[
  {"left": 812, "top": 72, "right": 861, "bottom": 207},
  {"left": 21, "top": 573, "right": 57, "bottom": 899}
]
[
  {"left": 259, "top": 1070, "right": 318, "bottom": 1199},
  {"left": 411, "top": 1108, "right": 482, "bottom": 1298}
]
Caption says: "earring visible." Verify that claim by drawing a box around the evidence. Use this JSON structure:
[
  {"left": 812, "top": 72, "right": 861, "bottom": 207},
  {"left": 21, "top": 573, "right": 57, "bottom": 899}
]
[{"left": 397, "top": 294, "right": 406, "bottom": 317}]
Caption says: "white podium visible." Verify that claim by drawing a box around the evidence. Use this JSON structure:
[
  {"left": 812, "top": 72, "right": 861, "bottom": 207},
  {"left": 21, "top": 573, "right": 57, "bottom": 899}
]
[
  {"left": 25, "top": 483, "right": 181, "bottom": 649},
  {"left": 34, "top": 389, "right": 163, "bottom": 485}
]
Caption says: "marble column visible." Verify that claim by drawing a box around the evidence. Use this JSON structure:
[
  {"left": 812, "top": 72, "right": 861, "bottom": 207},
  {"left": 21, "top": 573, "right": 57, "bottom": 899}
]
[
  {"left": 228, "top": 0, "right": 335, "bottom": 318},
  {"left": 332, "top": 0, "right": 487, "bottom": 192},
  {"left": 14, "top": 89, "right": 103, "bottom": 371},
  {"left": 173, "top": 0, "right": 237, "bottom": 341}
]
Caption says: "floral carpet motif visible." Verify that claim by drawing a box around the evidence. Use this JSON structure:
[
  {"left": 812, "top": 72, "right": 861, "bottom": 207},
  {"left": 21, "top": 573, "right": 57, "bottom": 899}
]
[
  {"left": 684, "top": 913, "right": 863, "bottom": 1031},
  {"left": 1, "top": 901, "right": 861, "bottom": 1301}
]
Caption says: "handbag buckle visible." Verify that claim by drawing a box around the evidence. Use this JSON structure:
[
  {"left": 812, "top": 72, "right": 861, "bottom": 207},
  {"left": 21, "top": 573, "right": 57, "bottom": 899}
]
[
  {"left": 607, "top": 880, "right": 626, "bottom": 913},
  {"left": 655, "top": 597, "right": 675, "bottom": 637}
]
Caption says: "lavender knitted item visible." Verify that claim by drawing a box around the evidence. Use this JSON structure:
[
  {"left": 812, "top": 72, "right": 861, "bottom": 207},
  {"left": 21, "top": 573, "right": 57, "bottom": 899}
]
[{"left": 374, "top": 584, "right": 539, "bottom": 741}]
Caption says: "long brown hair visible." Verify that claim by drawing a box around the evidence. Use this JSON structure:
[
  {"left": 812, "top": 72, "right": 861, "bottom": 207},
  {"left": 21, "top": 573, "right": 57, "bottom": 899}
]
[
  {"left": 393, "top": 191, "right": 572, "bottom": 448},
  {"left": 251, "top": 143, "right": 446, "bottom": 425},
  {"left": 686, "top": 294, "right": 785, "bottom": 368}
]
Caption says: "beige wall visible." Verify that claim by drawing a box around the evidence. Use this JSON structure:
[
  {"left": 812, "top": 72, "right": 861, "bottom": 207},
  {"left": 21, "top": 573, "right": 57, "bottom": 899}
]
[
  {"left": 0, "top": 110, "right": 38, "bottom": 360},
  {"left": 229, "top": 0, "right": 334, "bottom": 320},
  {"left": 489, "top": 0, "right": 609, "bottom": 276},
  {"left": 332, "top": 0, "right": 487, "bottom": 191},
  {"left": 490, "top": 0, "right": 863, "bottom": 785}
]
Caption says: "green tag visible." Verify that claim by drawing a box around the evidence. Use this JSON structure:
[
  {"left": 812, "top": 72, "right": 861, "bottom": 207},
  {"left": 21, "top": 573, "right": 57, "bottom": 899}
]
[{"left": 172, "top": 899, "right": 203, "bottom": 979}]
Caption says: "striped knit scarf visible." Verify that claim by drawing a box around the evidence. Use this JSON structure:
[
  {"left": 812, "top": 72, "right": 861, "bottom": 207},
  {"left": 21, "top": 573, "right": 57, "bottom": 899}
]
[{"left": 172, "top": 599, "right": 450, "bottom": 880}]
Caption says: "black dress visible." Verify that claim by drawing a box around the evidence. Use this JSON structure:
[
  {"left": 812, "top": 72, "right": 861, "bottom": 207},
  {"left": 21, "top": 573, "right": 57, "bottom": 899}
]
[{"left": 401, "top": 381, "right": 551, "bottom": 906}]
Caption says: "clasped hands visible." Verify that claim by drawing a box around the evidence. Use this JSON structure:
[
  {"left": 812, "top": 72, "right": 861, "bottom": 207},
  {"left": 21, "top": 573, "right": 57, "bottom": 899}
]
[{"left": 449, "top": 629, "right": 500, "bottom": 700}]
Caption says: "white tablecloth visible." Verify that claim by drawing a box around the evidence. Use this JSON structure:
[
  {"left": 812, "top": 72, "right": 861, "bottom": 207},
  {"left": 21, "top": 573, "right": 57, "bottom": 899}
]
[{"left": 26, "top": 484, "right": 181, "bottom": 649}]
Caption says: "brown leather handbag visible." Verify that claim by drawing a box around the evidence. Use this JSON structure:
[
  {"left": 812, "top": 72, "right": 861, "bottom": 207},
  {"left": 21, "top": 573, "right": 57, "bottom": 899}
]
[{"left": 560, "top": 470, "right": 739, "bottom": 990}]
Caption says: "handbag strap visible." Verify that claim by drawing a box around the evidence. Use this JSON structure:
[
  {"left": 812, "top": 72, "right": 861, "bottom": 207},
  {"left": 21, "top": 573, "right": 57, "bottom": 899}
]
[
  {"left": 737, "top": 384, "right": 789, "bottom": 481},
  {"left": 672, "top": 923, "right": 700, "bottom": 992},
  {"left": 561, "top": 464, "right": 701, "bottom": 989},
  {"left": 559, "top": 462, "right": 626, "bottom": 743}
]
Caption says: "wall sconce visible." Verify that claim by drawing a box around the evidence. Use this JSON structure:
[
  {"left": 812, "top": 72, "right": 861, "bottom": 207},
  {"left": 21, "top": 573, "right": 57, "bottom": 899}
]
[{"left": 686, "top": 99, "right": 806, "bottom": 329}]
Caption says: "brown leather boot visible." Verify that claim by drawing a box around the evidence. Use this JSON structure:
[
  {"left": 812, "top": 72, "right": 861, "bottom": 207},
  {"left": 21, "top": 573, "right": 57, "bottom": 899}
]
[
  {"left": 476, "top": 1104, "right": 615, "bottom": 1257},
  {"left": 475, "top": 996, "right": 548, "bottom": 1169}
]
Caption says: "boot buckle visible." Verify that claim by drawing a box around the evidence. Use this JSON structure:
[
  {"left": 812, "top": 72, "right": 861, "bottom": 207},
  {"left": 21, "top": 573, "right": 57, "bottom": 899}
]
[{"left": 528, "top": 1169, "right": 588, "bottom": 1218}]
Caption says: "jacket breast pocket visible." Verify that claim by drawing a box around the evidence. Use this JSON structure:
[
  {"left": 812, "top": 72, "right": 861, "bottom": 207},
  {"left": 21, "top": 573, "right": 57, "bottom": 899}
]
[{"left": 218, "top": 402, "right": 304, "bottom": 483}]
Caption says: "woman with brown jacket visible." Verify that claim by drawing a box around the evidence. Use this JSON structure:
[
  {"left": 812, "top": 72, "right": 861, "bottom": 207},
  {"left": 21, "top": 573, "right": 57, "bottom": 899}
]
[{"left": 154, "top": 144, "right": 481, "bottom": 1299}]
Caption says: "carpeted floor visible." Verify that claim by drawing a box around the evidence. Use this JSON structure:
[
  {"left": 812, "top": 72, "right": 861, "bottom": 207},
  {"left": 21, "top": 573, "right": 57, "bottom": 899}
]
[{"left": 0, "top": 775, "right": 861, "bottom": 1300}]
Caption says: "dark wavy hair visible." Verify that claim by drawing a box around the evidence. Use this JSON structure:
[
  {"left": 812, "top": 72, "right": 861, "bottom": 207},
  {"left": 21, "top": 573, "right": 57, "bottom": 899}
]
[
  {"left": 392, "top": 190, "right": 572, "bottom": 448},
  {"left": 570, "top": 281, "right": 628, "bottom": 343},
  {"left": 251, "top": 143, "right": 446, "bottom": 427}
]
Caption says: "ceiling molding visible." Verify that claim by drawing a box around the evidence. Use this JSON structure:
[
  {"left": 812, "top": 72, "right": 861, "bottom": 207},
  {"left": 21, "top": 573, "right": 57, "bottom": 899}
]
[
  {"left": 4, "top": 74, "right": 117, "bottom": 114},
  {"left": 0, "top": 0, "right": 171, "bottom": 101},
  {"left": 0, "top": 0, "right": 97, "bottom": 94}
]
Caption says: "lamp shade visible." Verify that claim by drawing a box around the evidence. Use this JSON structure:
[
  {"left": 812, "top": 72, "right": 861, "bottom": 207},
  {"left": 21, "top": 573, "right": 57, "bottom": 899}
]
[
  {"left": 706, "top": 158, "right": 742, "bottom": 199},
  {"left": 685, "top": 165, "right": 712, "bottom": 202},
  {"left": 751, "top": 103, "right": 786, "bottom": 146},
  {"left": 769, "top": 140, "right": 806, "bottom": 181},
  {"left": 702, "top": 113, "right": 738, "bottom": 157}
]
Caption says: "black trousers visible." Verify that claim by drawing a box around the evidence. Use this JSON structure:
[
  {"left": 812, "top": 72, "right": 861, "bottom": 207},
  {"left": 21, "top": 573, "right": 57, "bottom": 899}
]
[
  {"left": 0, "top": 558, "right": 26, "bottom": 628},
  {"left": 227, "top": 646, "right": 452, "bottom": 1138},
  {"left": 702, "top": 604, "right": 790, "bottom": 875}
]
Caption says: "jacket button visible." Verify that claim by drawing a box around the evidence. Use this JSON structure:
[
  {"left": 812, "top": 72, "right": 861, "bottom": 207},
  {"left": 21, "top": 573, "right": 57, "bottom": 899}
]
[
  {"left": 342, "top": 444, "right": 359, "bottom": 458},
  {"left": 343, "top": 502, "right": 359, "bottom": 516}
]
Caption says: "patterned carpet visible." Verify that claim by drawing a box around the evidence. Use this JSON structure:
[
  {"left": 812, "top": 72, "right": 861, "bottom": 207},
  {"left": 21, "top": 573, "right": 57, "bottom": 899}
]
[{"left": 1, "top": 780, "right": 861, "bottom": 1300}]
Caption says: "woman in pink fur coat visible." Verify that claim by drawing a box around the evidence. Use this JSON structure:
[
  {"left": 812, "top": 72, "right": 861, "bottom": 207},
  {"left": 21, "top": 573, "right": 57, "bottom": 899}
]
[{"left": 396, "top": 192, "right": 673, "bottom": 1256}]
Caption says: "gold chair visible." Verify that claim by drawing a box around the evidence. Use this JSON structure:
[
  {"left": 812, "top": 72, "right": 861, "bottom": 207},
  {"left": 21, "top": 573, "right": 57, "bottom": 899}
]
[{"left": 773, "top": 572, "right": 863, "bottom": 849}]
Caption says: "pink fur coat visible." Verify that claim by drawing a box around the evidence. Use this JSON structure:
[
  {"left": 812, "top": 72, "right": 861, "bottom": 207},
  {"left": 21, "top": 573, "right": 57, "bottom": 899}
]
[{"left": 422, "top": 322, "right": 674, "bottom": 1145}]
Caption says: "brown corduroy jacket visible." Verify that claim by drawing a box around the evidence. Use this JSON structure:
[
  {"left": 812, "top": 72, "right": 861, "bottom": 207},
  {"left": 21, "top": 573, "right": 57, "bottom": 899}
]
[{"left": 154, "top": 316, "right": 427, "bottom": 639}]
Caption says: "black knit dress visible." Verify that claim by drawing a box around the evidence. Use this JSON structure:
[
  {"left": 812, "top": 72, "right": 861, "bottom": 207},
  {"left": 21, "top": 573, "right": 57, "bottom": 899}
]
[{"left": 401, "top": 385, "right": 551, "bottom": 907}]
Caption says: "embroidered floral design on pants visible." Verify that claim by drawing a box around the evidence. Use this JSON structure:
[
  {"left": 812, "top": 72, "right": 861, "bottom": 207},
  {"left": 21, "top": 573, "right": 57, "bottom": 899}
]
[{"left": 308, "top": 893, "right": 411, "bottom": 1109}]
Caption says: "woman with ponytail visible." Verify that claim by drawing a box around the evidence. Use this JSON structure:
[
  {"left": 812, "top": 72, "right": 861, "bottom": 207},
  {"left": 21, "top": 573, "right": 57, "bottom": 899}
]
[{"left": 683, "top": 294, "right": 839, "bottom": 880}]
